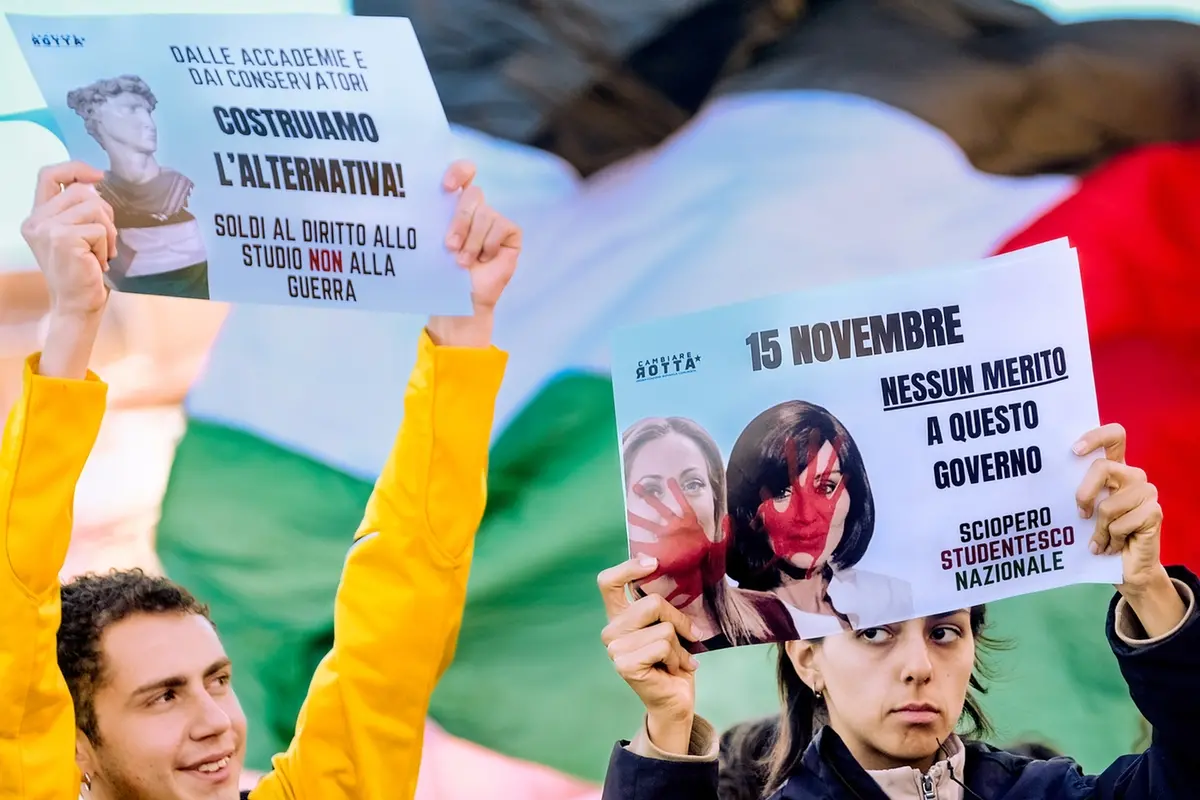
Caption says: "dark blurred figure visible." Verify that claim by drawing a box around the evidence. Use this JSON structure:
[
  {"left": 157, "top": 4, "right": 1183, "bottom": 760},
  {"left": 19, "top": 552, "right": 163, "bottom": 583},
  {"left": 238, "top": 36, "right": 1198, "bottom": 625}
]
[
  {"left": 719, "top": 716, "right": 777, "bottom": 800},
  {"left": 357, "top": 0, "right": 1200, "bottom": 177}
]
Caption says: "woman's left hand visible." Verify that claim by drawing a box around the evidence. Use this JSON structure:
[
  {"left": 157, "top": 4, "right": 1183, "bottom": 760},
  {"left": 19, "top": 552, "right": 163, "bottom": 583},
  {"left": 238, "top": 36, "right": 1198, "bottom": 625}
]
[{"left": 1074, "top": 423, "right": 1167, "bottom": 595}]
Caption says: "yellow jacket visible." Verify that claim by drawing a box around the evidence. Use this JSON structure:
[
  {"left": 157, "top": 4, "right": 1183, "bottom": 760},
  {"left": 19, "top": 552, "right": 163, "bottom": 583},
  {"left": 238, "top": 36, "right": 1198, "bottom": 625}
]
[{"left": 0, "top": 330, "right": 507, "bottom": 800}]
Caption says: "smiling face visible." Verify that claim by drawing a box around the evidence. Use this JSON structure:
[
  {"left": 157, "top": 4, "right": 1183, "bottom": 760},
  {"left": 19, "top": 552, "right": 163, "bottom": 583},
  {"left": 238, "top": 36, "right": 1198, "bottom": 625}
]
[
  {"left": 786, "top": 611, "right": 976, "bottom": 771},
  {"left": 626, "top": 431, "right": 719, "bottom": 542},
  {"left": 79, "top": 612, "right": 246, "bottom": 800}
]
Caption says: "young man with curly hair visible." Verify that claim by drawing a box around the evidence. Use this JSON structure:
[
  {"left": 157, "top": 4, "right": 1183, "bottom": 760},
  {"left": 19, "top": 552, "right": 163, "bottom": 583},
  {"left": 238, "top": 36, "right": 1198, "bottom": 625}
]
[{"left": 1, "top": 158, "right": 522, "bottom": 800}]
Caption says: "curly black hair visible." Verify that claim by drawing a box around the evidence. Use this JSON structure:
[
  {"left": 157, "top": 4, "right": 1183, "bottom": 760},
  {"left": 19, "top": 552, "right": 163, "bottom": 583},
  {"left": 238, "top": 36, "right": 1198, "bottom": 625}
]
[{"left": 57, "top": 569, "right": 212, "bottom": 744}]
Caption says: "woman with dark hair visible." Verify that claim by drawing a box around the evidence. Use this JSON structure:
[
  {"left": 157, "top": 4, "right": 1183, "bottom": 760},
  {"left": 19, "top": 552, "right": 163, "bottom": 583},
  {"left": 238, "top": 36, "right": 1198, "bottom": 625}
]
[
  {"left": 622, "top": 417, "right": 798, "bottom": 652},
  {"left": 597, "top": 423, "right": 1195, "bottom": 800},
  {"left": 725, "top": 400, "right": 912, "bottom": 634}
]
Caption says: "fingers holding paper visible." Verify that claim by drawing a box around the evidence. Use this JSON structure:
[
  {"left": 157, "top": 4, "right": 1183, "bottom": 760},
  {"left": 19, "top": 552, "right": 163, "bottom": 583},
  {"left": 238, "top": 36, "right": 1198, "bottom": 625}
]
[
  {"left": 441, "top": 160, "right": 521, "bottom": 311},
  {"left": 1074, "top": 424, "right": 1164, "bottom": 592},
  {"left": 598, "top": 557, "right": 700, "bottom": 755},
  {"left": 427, "top": 160, "right": 522, "bottom": 348},
  {"left": 20, "top": 160, "right": 119, "bottom": 378},
  {"left": 22, "top": 161, "right": 118, "bottom": 316}
]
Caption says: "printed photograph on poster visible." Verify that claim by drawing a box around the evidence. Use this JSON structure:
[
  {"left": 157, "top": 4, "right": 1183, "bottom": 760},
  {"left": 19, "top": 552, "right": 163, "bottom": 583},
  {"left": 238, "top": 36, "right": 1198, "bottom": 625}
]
[
  {"left": 67, "top": 75, "right": 210, "bottom": 300},
  {"left": 5, "top": 13, "right": 472, "bottom": 315},
  {"left": 612, "top": 240, "right": 1122, "bottom": 652}
]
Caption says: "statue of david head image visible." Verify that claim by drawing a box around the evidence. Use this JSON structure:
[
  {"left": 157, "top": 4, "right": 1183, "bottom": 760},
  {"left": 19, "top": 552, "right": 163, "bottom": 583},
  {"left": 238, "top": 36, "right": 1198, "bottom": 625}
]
[
  {"left": 68, "top": 75, "right": 163, "bottom": 186},
  {"left": 64, "top": 75, "right": 210, "bottom": 301}
]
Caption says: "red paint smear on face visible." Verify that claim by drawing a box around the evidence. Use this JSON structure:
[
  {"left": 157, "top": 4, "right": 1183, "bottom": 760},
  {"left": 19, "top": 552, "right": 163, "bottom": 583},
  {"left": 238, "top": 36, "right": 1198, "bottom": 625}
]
[
  {"left": 758, "top": 430, "right": 846, "bottom": 578},
  {"left": 628, "top": 478, "right": 719, "bottom": 608}
]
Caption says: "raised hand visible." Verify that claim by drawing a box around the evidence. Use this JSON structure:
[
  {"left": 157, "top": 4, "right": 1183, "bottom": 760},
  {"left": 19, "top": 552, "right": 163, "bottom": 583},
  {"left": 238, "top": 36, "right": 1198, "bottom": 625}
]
[
  {"left": 442, "top": 160, "right": 520, "bottom": 311},
  {"left": 20, "top": 161, "right": 119, "bottom": 379},
  {"left": 758, "top": 429, "right": 847, "bottom": 568},
  {"left": 1074, "top": 423, "right": 1164, "bottom": 589},
  {"left": 598, "top": 557, "right": 700, "bottom": 754},
  {"left": 427, "top": 160, "right": 521, "bottom": 349},
  {"left": 20, "top": 162, "right": 117, "bottom": 318},
  {"left": 1074, "top": 423, "right": 1183, "bottom": 638}
]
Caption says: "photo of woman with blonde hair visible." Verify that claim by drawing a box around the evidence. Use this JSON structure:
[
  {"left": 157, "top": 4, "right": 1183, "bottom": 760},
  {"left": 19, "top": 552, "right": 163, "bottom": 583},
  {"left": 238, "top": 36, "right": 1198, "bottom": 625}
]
[{"left": 621, "top": 416, "right": 798, "bottom": 652}]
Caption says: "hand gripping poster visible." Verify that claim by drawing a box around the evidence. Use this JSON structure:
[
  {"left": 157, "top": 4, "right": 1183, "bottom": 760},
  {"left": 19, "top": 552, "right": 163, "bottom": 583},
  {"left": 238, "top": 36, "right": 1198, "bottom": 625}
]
[
  {"left": 611, "top": 240, "right": 1123, "bottom": 653},
  {"left": 5, "top": 14, "right": 470, "bottom": 314}
]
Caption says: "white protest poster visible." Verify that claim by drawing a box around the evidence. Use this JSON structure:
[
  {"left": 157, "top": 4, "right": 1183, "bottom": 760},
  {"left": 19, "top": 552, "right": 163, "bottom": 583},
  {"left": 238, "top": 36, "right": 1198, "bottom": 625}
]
[
  {"left": 611, "top": 239, "right": 1122, "bottom": 653},
  {"left": 4, "top": 14, "right": 471, "bottom": 314}
]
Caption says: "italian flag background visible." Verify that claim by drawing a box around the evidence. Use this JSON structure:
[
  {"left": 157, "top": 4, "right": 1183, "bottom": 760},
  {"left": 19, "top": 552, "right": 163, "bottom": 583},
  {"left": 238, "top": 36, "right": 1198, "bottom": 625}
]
[{"left": 0, "top": 1, "right": 1198, "bottom": 797}]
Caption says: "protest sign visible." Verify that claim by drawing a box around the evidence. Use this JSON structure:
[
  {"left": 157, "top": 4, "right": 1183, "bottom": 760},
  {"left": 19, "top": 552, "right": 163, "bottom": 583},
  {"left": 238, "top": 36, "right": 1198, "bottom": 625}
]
[
  {"left": 611, "top": 239, "right": 1122, "bottom": 652},
  {"left": 5, "top": 13, "right": 471, "bottom": 313}
]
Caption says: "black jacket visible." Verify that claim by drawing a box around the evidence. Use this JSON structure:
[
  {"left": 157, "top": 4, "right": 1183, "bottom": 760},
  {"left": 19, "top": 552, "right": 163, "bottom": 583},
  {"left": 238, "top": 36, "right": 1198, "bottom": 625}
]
[{"left": 603, "top": 566, "right": 1199, "bottom": 800}]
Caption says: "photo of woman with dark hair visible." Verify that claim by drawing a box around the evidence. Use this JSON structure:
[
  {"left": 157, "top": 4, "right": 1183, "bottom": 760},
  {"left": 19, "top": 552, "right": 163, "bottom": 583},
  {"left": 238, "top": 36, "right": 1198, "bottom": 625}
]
[
  {"left": 725, "top": 400, "right": 914, "bottom": 635},
  {"left": 622, "top": 417, "right": 798, "bottom": 652}
]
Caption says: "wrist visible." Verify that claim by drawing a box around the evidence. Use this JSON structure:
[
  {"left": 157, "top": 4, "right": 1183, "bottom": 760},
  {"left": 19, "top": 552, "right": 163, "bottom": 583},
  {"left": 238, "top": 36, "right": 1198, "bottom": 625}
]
[
  {"left": 426, "top": 308, "right": 494, "bottom": 349},
  {"left": 1121, "top": 567, "right": 1187, "bottom": 640},
  {"left": 646, "top": 709, "right": 694, "bottom": 756},
  {"left": 1120, "top": 565, "right": 1174, "bottom": 602},
  {"left": 39, "top": 309, "right": 103, "bottom": 380}
]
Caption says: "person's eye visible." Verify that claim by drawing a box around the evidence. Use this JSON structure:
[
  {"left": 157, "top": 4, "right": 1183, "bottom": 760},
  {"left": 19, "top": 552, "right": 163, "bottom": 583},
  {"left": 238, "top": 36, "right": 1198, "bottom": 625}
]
[
  {"left": 209, "top": 673, "right": 233, "bottom": 694},
  {"left": 857, "top": 627, "right": 894, "bottom": 644},
  {"left": 682, "top": 478, "right": 706, "bottom": 494},
  {"left": 931, "top": 626, "right": 963, "bottom": 643},
  {"left": 153, "top": 689, "right": 177, "bottom": 705}
]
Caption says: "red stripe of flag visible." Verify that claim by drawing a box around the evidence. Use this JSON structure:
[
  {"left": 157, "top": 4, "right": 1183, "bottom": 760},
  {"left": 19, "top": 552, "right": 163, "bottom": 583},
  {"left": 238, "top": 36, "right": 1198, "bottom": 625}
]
[{"left": 993, "top": 142, "right": 1200, "bottom": 571}]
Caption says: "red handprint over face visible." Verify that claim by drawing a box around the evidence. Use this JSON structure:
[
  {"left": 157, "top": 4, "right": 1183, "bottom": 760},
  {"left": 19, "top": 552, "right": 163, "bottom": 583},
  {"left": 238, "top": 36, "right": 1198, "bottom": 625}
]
[
  {"left": 757, "top": 429, "right": 848, "bottom": 578},
  {"left": 628, "top": 479, "right": 725, "bottom": 608}
]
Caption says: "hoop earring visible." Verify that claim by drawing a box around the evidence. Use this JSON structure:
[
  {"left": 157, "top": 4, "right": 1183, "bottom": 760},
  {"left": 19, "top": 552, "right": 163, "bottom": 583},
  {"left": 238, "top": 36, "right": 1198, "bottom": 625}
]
[{"left": 82, "top": 773, "right": 92, "bottom": 791}]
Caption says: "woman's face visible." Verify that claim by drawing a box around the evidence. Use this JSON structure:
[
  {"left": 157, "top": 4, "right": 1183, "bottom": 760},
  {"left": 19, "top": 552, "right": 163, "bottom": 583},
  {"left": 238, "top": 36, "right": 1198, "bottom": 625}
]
[
  {"left": 786, "top": 611, "right": 976, "bottom": 771},
  {"left": 626, "top": 432, "right": 718, "bottom": 541},
  {"left": 765, "top": 440, "right": 851, "bottom": 572}
]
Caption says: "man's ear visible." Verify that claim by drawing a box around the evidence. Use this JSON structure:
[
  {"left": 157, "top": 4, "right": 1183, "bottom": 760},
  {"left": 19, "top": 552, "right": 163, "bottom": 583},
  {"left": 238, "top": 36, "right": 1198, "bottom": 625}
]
[
  {"left": 76, "top": 728, "right": 98, "bottom": 791},
  {"left": 784, "top": 638, "right": 822, "bottom": 693}
]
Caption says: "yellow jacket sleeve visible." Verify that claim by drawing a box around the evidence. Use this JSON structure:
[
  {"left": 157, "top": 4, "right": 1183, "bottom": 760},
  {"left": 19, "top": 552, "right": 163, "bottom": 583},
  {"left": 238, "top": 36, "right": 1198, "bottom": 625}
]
[
  {"left": 251, "top": 329, "right": 507, "bottom": 800},
  {"left": 0, "top": 357, "right": 107, "bottom": 800}
]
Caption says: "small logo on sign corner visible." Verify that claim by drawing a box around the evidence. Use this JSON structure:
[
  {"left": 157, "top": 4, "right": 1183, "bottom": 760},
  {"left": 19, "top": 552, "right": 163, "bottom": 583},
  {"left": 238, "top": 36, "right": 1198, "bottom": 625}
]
[
  {"left": 31, "top": 34, "right": 87, "bottom": 48},
  {"left": 635, "top": 352, "right": 702, "bottom": 383}
]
